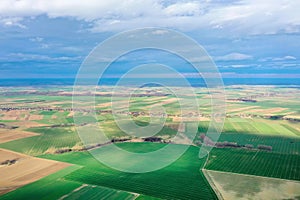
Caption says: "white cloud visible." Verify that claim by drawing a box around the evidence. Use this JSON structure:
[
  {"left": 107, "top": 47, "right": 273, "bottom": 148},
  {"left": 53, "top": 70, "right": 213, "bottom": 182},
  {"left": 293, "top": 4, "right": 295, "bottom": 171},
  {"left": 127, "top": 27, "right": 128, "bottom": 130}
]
[
  {"left": 259, "top": 56, "right": 297, "bottom": 62},
  {"left": 30, "top": 37, "right": 44, "bottom": 42},
  {"left": 0, "top": 0, "right": 162, "bottom": 20},
  {"left": 272, "top": 56, "right": 296, "bottom": 61},
  {"left": 0, "top": 0, "right": 300, "bottom": 35},
  {"left": 151, "top": 30, "right": 169, "bottom": 35},
  {"left": 282, "top": 63, "right": 299, "bottom": 67},
  {"left": 215, "top": 53, "right": 253, "bottom": 61},
  {"left": 164, "top": 2, "right": 202, "bottom": 16},
  {"left": 0, "top": 17, "right": 26, "bottom": 28},
  {"left": 229, "top": 64, "right": 252, "bottom": 68},
  {"left": 2, "top": 53, "right": 82, "bottom": 62}
]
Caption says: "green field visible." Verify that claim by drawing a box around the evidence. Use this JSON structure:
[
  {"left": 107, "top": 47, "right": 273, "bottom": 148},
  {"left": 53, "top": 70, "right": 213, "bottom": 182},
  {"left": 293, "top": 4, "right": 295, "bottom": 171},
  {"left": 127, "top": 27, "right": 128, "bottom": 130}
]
[
  {"left": 198, "top": 118, "right": 300, "bottom": 137},
  {"left": 0, "top": 165, "right": 82, "bottom": 200},
  {"left": 0, "top": 86, "right": 300, "bottom": 199},
  {"left": 217, "top": 133, "right": 300, "bottom": 154},
  {"left": 63, "top": 185, "right": 136, "bottom": 200},
  {"left": 197, "top": 118, "right": 300, "bottom": 155},
  {"left": 0, "top": 127, "right": 81, "bottom": 156},
  {"left": 0, "top": 164, "right": 137, "bottom": 200},
  {"left": 205, "top": 148, "right": 300, "bottom": 181},
  {"left": 204, "top": 170, "right": 300, "bottom": 200},
  {"left": 39, "top": 143, "right": 217, "bottom": 200}
]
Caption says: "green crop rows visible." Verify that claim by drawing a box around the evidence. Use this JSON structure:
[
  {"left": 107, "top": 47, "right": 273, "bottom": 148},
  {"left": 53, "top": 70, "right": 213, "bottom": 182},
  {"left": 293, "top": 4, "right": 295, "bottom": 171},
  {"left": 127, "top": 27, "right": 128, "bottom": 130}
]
[
  {"left": 0, "top": 127, "right": 81, "bottom": 156},
  {"left": 205, "top": 148, "right": 300, "bottom": 181},
  {"left": 205, "top": 132, "right": 300, "bottom": 155},
  {"left": 40, "top": 143, "right": 217, "bottom": 200},
  {"left": 64, "top": 185, "right": 136, "bottom": 200},
  {"left": 0, "top": 165, "right": 82, "bottom": 200}
]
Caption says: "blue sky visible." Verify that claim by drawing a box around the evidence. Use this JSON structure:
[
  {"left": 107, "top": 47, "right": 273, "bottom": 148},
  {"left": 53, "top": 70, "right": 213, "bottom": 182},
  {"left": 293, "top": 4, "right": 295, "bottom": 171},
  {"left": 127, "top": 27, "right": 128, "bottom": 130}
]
[{"left": 0, "top": 0, "right": 299, "bottom": 79}]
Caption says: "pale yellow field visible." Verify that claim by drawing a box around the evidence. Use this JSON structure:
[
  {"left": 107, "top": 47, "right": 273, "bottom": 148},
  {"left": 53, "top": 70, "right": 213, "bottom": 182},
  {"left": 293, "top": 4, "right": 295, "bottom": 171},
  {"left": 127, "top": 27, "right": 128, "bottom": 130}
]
[
  {"left": 0, "top": 149, "right": 70, "bottom": 195},
  {"left": 204, "top": 169, "right": 300, "bottom": 200},
  {"left": 0, "top": 110, "right": 43, "bottom": 121}
]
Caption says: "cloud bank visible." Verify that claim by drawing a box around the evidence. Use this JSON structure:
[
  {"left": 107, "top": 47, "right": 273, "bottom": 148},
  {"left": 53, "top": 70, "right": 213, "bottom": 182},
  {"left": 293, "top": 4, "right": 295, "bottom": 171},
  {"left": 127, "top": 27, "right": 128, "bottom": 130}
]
[{"left": 1, "top": 0, "right": 300, "bottom": 34}]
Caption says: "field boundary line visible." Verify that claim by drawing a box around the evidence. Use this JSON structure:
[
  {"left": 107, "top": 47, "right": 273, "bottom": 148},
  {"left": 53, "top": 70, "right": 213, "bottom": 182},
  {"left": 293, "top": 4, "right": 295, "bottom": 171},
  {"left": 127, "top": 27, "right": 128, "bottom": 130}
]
[
  {"left": 200, "top": 150, "right": 223, "bottom": 200},
  {"left": 202, "top": 169, "right": 224, "bottom": 200},
  {"left": 204, "top": 169, "right": 300, "bottom": 183},
  {"left": 58, "top": 181, "right": 143, "bottom": 200},
  {"left": 58, "top": 184, "right": 88, "bottom": 200}
]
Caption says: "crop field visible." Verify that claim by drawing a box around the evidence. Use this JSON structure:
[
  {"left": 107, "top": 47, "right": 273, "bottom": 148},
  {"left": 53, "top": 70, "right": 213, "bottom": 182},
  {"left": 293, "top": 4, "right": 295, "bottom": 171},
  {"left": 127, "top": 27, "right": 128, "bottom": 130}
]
[
  {"left": 204, "top": 148, "right": 300, "bottom": 181},
  {"left": 198, "top": 118, "right": 300, "bottom": 137},
  {"left": 197, "top": 119, "right": 300, "bottom": 155},
  {"left": 0, "top": 120, "right": 178, "bottom": 156},
  {"left": 0, "top": 85, "right": 299, "bottom": 199},
  {"left": 40, "top": 143, "right": 217, "bottom": 200},
  {"left": 0, "top": 127, "right": 81, "bottom": 156},
  {"left": 0, "top": 129, "right": 38, "bottom": 144},
  {"left": 62, "top": 185, "right": 137, "bottom": 200},
  {"left": 222, "top": 118, "right": 300, "bottom": 137},
  {"left": 0, "top": 148, "right": 70, "bottom": 195},
  {"left": 213, "top": 132, "right": 300, "bottom": 154},
  {"left": 204, "top": 169, "right": 300, "bottom": 200},
  {"left": 0, "top": 165, "right": 83, "bottom": 200}
]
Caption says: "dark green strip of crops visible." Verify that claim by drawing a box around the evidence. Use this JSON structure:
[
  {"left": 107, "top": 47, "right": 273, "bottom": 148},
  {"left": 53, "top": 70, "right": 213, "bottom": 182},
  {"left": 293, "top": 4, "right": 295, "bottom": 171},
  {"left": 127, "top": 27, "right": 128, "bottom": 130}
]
[{"left": 205, "top": 148, "right": 300, "bottom": 181}]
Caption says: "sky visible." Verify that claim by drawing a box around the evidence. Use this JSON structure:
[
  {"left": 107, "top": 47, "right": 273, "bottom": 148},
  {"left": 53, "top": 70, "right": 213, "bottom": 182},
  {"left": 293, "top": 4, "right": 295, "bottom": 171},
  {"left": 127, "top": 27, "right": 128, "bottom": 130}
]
[{"left": 0, "top": 0, "right": 300, "bottom": 79}]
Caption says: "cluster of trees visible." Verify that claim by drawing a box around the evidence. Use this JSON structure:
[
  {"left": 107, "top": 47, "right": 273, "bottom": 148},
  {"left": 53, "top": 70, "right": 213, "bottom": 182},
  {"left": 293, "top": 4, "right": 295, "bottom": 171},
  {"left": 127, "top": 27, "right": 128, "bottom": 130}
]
[
  {"left": 215, "top": 141, "right": 239, "bottom": 148},
  {"left": 54, "top": 142, "right": 113, "bottom": 154},
  {"left": 143, "top": 137, "right": 162, "bottom": 142},
  {"left": 199, "top": 134, "right": 272, "bottom": 151},
  {"left": 111, "top": 138, "right": 131, "bottom": 143},
  {"left": 257, "top": 145, "right": 272, "bottom": 151},
  {"left": 54, "top": 148, "right": 72, "bottom": 154},
  {"left": 51, "top": 136, "right": 167, "bottom": 155},
  {"left": 0, "top": 159, "right": 18, "bottom": 165},
  {"left": 227, "top": 98, "right": 257, "bottom": 103},
  {"left": 0, "top": 123, "right": 18, "bottom": 129}
]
